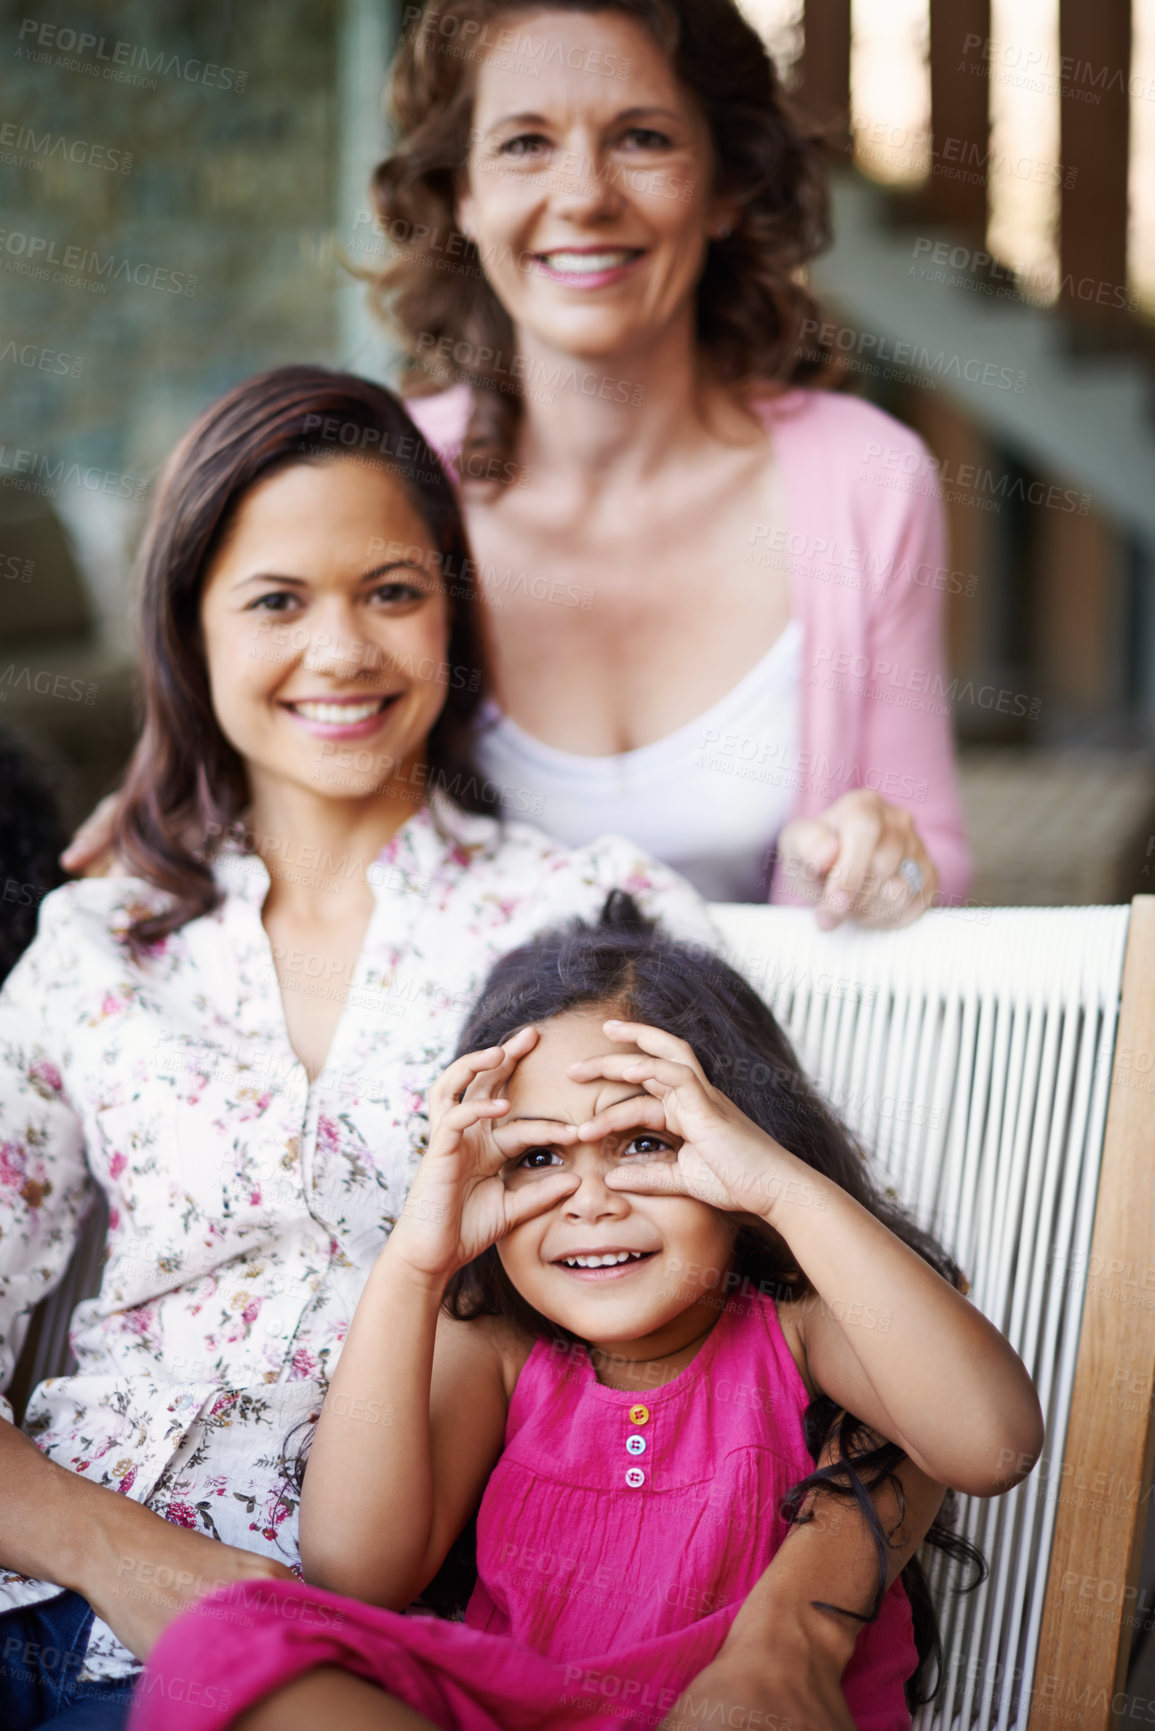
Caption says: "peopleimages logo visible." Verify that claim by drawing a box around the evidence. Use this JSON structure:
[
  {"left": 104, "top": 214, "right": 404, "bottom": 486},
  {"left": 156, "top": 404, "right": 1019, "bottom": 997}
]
[
  {"left": 0, "top": 444, "right": 149, "bottom": 500},
  {"left": 15, "top": 19, "right": 248, "bottom": 92},
  {"left": 0, "top": 339, "right": 84, "bottom": 378},
  {"left": 0, "top": 229, "right": 196, "bottom": 295},
  {"left": 0, "top": 123, "right": 133, "bottom": 173}
]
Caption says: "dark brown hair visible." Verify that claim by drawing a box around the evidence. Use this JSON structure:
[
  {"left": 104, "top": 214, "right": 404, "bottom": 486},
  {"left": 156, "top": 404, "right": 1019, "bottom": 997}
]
[
  {"left": 114, "top": 365, "right": 489, "bottom": 951},
  {"left": 371, "top": 0, "right": 838, "bottom": 479}
]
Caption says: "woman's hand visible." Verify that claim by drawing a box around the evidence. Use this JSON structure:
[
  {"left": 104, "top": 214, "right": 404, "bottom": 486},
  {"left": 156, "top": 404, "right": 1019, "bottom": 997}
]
[
  {"left": 82, "top": 1509, "right": 293, "bottom": 1661},
  {"left": 567, "top": 1021, "right": 815, "bottom": 1223},
  {"left": 387, "top": 1027, "right": 580, "bottom": 1283},
  {"left": 657, "top": 1640, "right": 855, "bottom": 1731},
  {"left": 777, "top": 788, "right": 937, "bottom": 929},
  {"left": 59, "top": 791, "right": 122, "bottom": 877}
]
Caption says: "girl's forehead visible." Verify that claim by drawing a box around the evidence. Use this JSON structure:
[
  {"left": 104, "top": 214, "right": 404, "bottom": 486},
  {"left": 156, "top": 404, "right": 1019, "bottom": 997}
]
[{"left": 503, "top": 1010, "right": 641, "bottom": 1107}]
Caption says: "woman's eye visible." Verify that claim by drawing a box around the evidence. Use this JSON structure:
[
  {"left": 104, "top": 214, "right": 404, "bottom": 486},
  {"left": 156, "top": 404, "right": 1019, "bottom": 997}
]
[
  {"left": 371, "top": 582, "right": 424, "bottom": 605},
  {"left": 499, "top": 133, "right": 550, "bottom": 159},
  {"left": 623, "top": 1135, "right": 672, "bottom": 1158},
  {"left": 248, "top": 591, "right": 300, "bottom": 614},
  {"left": 516, "top": 1147, "right": 562, "bottom": 1170},
  {"left": 620, "top": 127, "right": 671, "bottom": 151}
]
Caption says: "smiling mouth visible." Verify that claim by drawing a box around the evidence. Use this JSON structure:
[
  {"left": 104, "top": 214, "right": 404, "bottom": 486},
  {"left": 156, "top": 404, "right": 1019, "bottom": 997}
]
[
  {"left": 554, "top": 1250, "right": 657, "bottom": 1269},
  {"left": 534, "top": 248, "right": 644, "bottom": 275},
  {"left": 286, "top": 696, "right": 399, "bottom": 725}
]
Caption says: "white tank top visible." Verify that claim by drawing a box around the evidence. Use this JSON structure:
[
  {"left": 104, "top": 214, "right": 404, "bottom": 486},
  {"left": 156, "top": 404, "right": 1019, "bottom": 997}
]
[{"left": 475, "top": 618, "right": 802, "bottom": 903}]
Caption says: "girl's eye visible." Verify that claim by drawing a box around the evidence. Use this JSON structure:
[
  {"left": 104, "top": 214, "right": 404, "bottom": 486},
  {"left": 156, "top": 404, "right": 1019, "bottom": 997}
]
[
  {"left": 623, "top": 1134, "right": 672, "bottom": 1158},
  {"left": 516, "top": 1147, "right": 562, "bottom": 1170}
]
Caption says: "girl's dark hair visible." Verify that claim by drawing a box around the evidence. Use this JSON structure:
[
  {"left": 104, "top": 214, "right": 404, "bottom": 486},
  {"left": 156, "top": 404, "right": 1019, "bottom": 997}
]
[
  {"left": 435, "top": 891, "right": 985, "bottom": 1706},
  {"left": 371, "top": 0, "right": 840, "bottom": 483},
  {"left": 112, "top": 365, "right": 490, "bottom": 952}
]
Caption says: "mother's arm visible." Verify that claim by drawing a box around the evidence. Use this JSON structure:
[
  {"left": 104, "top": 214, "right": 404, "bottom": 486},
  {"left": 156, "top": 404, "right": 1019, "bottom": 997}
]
[
  {"left": 0, "top": 920, "right": 290, "bottom": 1657},
  {"left": 658, "top": 1456, "right": 944, "bottom": 1731},
  {"left": 774, "top": 463, "right": 972, "bottom": 928}
]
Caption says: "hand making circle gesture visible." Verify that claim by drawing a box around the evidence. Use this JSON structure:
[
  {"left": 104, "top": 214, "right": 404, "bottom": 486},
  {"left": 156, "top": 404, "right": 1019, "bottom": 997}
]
[
  {"left": 388, "top": 1026, "right": 580, "bottom": 1283},
  {"left": 568, "top": 1020, "right": 819, "bottom": 1226}
]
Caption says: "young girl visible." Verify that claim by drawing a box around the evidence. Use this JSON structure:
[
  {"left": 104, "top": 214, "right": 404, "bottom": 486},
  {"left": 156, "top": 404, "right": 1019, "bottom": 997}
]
[{"left": 131, "top": 895, "right": 1043, "bottom": 1731}]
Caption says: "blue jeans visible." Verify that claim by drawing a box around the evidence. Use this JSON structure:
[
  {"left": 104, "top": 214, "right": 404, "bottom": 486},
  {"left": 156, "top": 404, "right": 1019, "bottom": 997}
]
[{"left": 0, "top": 1590, "right": 136, "bottom": 1729}]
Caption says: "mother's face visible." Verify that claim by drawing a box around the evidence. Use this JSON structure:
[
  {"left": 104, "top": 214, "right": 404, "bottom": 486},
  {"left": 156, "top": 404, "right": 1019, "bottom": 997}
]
[
  {"left": 458, "top": 7, "right": 732, "bottom": 363},
  {"left": 199, "top": 458, "right": 453, "bottom": 813}
]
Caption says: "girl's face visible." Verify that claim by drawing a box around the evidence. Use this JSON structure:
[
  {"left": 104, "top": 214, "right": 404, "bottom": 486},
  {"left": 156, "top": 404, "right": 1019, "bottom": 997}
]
[
  {"left": 458, "top": 9, "right": 732, "bottom": 365},
  {"left": 496, "top": 1009, "right": 737, "bottom": 1360},
  {"left": 199, "top": 458, "right": 452, "bottom": 811}
]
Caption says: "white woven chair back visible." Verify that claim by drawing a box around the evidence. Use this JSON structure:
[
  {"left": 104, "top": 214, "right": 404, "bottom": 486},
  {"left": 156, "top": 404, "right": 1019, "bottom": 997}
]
[
  {"left": 17, "top": 903, "right": 1133, "bottom": 1726},
  {"left": 711, "top": 904, "right": 1131, "bottom": 1731}
]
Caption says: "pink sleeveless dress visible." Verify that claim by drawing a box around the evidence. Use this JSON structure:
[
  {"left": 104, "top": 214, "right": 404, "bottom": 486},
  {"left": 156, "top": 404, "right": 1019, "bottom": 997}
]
[{"left": 131, "top": 1296, "right": 916, "bottom": 1730}]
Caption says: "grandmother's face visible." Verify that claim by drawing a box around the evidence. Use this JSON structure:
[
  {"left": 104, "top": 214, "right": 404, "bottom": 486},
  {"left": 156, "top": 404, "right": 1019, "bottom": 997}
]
[{"left": 458, "top": 8, "right": 733, "bottom": 365}]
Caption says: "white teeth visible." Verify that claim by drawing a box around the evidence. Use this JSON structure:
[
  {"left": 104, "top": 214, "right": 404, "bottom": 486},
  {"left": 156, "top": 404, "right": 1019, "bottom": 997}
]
[
  {"left": 541, "top": 250, "right": 634, "bottom": 273},
  {"left": 292, "top": 699, "right": 388, "bottom": 725},
  {"left": 562, "top": 1251, "right": 647, "bottom": 1268}
]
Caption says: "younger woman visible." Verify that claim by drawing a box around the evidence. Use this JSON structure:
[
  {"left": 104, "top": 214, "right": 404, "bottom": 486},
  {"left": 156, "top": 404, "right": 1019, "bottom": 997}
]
[
  {"left": 132, "top": 896, "right": 1043, "bottom": 1731},
  {"left": 0, "top": 367, "right": 712, "bottom": 1728}
]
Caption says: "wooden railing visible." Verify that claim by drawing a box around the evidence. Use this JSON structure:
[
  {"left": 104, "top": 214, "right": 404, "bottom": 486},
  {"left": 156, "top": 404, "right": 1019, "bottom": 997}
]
[{"left": 798, "top": 0, "right": 1140, "bottom": 341}]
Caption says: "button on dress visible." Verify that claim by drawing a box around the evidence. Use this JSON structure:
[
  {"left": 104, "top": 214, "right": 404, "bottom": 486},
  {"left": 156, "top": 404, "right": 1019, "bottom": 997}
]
[{"left": 133, "top": 1294, "right": 918, "bottom": 1730}]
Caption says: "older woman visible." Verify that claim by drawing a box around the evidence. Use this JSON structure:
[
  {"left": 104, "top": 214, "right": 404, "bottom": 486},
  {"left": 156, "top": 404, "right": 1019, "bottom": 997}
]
[
  {"left": 370, "top": 0, "right": 970, "bottom": 928},
  {"left": 66, "top": 0, "right": 968, "bottom": 932}
]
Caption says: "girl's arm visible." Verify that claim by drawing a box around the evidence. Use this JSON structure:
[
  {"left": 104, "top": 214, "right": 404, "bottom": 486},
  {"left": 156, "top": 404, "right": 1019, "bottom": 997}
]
[
  {"left": 580, "top": 1022, "right": 1043, "bottom": 1498},
  {"left": 301, "top": 1029, "right": 576, "bottom": 1609},
  {"left": 766, "top": 1175, "right": 1042, "bottom": 1497},
  {"left": 299, "top": 1254, "right": 511, "bottom": 1608}
]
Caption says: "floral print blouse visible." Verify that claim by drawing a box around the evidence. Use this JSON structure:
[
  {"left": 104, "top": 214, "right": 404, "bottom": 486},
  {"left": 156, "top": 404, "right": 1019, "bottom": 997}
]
[{"left": 0, "top": 797, "right": 714, "bottom": 1680}]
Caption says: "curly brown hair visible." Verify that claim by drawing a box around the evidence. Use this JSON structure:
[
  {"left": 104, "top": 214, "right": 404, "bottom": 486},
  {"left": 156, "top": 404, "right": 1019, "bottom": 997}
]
[{"left": 370, "top": 0, "right": 838, "bottom": 481}]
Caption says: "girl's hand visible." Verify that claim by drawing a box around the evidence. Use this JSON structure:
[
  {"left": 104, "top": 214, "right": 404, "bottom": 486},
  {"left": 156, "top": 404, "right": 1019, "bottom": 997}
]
[
  {"left": 777, "top": 788, "right": 937, "bottom": 929},
  {"left": 388, "top": 1028, "right": 580, "bottom": 1283},
  {"left": 569, "top": 1021, "right": 818, "bottom": 1225}
]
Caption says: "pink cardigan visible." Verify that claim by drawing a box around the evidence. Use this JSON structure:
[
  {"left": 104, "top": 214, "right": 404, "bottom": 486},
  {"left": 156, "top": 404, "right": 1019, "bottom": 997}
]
[{"left": 408, "top": 387, "right": 972, "bottom": 906}]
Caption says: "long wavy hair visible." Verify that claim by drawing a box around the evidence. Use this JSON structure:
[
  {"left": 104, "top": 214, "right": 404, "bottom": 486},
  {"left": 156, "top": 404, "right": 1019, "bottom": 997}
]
[
  {"left": 113, "top": 365, "right": 490, "bottom": 951},
  {"left": 371, "top": 0, "right": 840, "bottom": 481},
  {"left": 427, "top": 892, "right": 985, "bottom": 1706}
]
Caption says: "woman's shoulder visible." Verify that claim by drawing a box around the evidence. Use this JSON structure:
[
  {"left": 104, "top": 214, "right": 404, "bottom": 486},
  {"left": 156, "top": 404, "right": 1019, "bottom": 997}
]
[
  {"left": 755, "top": 386, "right": 931, "bottom": 469},
  {"left": 0, "top": 876, "right": 175, "bottom": 1012},
  {"left": 437, "top": 798, "right": 674, "bottom": 884},
  {"left": 30, "top": 875, "right": 168, "bottom": 949},
  {"left": 445, "top": 806, "right": 717, "bottom": 946},
  {"left": 404, "top": 386, "right": 472, "bottom": 462}
]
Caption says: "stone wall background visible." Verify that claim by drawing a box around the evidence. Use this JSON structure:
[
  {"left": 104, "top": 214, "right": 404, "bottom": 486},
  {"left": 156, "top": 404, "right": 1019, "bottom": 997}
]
[{"left": 0, "top": 0, "right": 352, "bottom": 823}]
